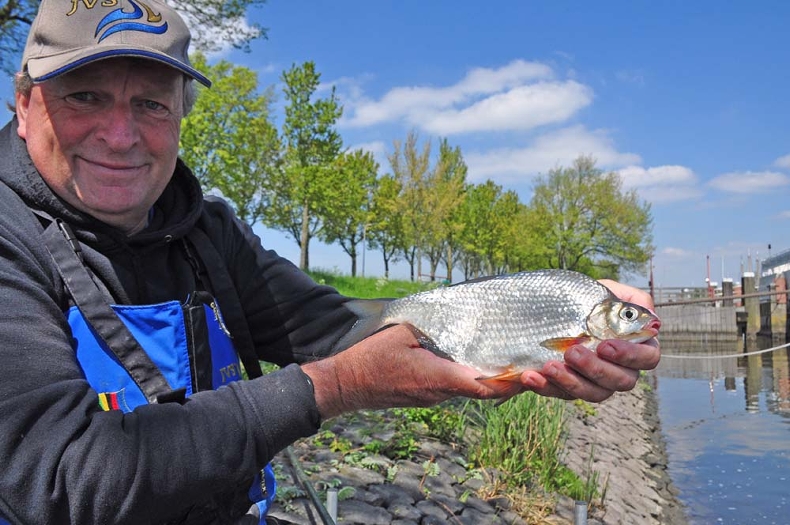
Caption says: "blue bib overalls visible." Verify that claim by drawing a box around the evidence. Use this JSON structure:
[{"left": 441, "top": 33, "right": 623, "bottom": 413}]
[{"left": 0, "top": 218, "right": 277, "bottom": 524}]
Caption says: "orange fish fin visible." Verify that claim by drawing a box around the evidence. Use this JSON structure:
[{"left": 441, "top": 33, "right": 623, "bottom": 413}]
[
  {"left": 475, "top": 367, "right": 523, "bottom": 383},
  {"left": 540, "top": 335, "right": 592, "bottom": 353},
  {"left": 476, "top": 366, "right": 524, "bottom": 405}
]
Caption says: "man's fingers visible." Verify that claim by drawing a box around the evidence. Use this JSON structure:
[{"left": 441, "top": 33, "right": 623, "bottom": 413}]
[{"left": 597, "top": 339, "right": 661, "bottom": 371}]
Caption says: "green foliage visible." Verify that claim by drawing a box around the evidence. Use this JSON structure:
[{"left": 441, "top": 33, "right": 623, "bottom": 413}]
[
  {"left": 524, "top": 155, "right": 654, "bottom": 279},
  {"left": 268, "top": 61, "right": 344, "bottom": 270},
  {"left": 0, "top": 0, "right": 37, "bottom": 77},
  {"left": 466, "top": 392, "right": 590, "bottom": 496},
  {"left": 312, "top": 430, "right": 353, "bottom": 454},
  {"left": 395, "top": 403, "right": 467, "bottom": 444},
  {"left": 180, "top": 53, "right": 280, "bottom": 225},
  {"left": 367, "top": 174, "right": 405, "bottom": 279},
  {"left": 420, "top": 139, "right": 468, "bottom": 282},
  {"left": 306, "top": 269, "right": 430, "bottom": 298},
  {"left": 573, "top": 399, "right": 598, "bottom": 418},
  {"left": 319, "top": 149, "right": 380, "bottom": 277},
  {"left": 387, "top": 130, "right": 432, "bottom": 281}
]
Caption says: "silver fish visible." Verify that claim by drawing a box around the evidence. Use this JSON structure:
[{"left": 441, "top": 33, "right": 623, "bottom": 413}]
[{"left": 345, "top": 269, "right": 660, "bottom": 383}]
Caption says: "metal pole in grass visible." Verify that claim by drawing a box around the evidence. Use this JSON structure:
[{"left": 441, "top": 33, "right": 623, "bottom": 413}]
[
  {"left": 326, "top": 488, "right": 338, "bottom": 523},
  {"left": 574, "top": 500, "right": 588, "bottom": 525},
  {"left": 285, "top": 446, "right": 336, "bottom": 524}
]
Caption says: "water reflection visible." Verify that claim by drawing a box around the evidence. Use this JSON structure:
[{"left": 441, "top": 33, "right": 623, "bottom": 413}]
[
  {"left": 657, "top": 334, "right": 790, "bottom": 416},
  {"left": 655, "top": 335, "right": 790, "bottom": 524}
]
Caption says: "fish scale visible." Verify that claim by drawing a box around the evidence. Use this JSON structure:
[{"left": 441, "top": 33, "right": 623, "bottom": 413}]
[
  {"left": 343, "top": 269, "right": 659, "bottom": 381},
  {"left": 381, "top": 270, "right": 612, "bottom": 374}
]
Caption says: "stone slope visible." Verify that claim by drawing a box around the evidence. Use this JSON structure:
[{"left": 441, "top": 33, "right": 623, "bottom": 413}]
[{"left": 267, "top": 375, "right": 686, "bottom": 525}]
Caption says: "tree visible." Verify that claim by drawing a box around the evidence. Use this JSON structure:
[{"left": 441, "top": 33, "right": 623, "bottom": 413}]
[
  {"left": 431, "top": 139, "right": 467, "bottom": 283},
  {"left": 269, "top": 61, "right": 343, "bottom": 271},
  {"left": 1, "top": 0, "right": 268, "bottom": 77},
  {"left": 179, "top": 53, "right": 280, "bottom": 225},
  {"left": 320, "top": 149, "right": 379, "bottom": 277},
  {"left": 388, "top": 131, "right": 431, "bottom": 281},
  {"left": 525, "top": 155, "right": 653, "bottom": 279},
  {"left": 456, "top": 180, "right": 523, "bottom": 278},
  {"left": 0, "top": 1, "right": 37, "bottom": 77},
  {"left": 456, "top": 180, "right": 503, "bottom": 279},
  {"left": 367, "top": 174, "right": 405, "bottom": 280}
]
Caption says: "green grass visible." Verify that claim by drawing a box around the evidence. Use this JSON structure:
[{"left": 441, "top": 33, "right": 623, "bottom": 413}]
[{"left": 307, "top": 268, "right": 436, "bottom": 299}]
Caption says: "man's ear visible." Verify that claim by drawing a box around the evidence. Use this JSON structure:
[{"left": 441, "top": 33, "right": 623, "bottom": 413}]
[{"left": 15, "top": 90, "right": 30, "bottom": 140}]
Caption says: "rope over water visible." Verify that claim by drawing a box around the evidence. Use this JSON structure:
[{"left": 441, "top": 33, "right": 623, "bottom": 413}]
[{"left": 661, "top": 341, "right": 790, "bottom": 359}]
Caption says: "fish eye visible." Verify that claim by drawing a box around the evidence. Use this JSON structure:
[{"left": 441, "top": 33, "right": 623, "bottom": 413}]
[{"left": 620, "top": 306, "right": 639, "bottom": 321}]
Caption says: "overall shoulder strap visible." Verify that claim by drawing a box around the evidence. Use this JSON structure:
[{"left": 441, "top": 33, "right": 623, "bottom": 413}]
[
  {"left": 185, "top": 227, "right": 263, "bottom": 379},
  {"left": 42, "top": 219, "right": 175, "bottom": 403}
]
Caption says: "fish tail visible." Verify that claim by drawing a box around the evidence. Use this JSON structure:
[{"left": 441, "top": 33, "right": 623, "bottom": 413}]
[{"left": 332, "top": 298, "right": 392, "bottom": 352}]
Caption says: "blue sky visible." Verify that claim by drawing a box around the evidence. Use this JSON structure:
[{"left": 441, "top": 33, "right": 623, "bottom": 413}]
[{"left": 5, "top": 1, "right": 790, "bottom": 288}]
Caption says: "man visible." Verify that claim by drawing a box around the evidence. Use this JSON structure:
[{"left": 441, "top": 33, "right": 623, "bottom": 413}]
[{"left": 0, "top": 1, "right": 661, "bottom": 523}]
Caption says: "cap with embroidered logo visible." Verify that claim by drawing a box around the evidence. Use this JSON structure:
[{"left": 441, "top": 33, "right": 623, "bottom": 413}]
[{"left": 21, "top": 0, "right": 211, "bottom": 87}]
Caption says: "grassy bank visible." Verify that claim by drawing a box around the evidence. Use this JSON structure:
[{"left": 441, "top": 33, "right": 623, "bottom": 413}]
[{"left": 298, "top": 270, "right": 597, "bottom": 514}]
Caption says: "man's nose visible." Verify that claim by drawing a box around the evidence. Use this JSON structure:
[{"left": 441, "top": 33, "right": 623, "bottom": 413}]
[{"left": 96, "top": 104, "right": 140, "bottom": 151}]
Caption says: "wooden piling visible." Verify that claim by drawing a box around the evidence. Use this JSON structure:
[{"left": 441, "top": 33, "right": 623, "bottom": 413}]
[
  {"left": 722, "top": 278, "right": 734, "bottom": 307},
  {"left": 742, "top": 272, "right": 760, "bottom": 340},
  {"left": 769, "top": 281, "right": 787, "bottom": 343}
]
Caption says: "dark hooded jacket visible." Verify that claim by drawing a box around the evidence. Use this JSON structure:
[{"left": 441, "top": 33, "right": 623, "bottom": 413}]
[{"left": 0, "top": 117, "right": 358, "bottom": 524}]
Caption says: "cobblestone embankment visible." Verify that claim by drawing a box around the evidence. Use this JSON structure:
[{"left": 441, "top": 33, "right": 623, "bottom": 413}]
[{"left": 268, "top": 374, "right": 686, "bottom": 525}]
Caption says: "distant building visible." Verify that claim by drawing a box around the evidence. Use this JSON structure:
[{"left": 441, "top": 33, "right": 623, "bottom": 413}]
[
  {"left": 762, "top": 247, "right": 790, "bottom": 278},
  {"left": 761, "top": 249, "right": 790, "bottom": 304}
]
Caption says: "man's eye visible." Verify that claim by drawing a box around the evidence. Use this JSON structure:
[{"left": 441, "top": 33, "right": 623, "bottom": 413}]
[
  {"left": 143, "top": 100, "right": 167, "bottom": 111},
  {"left": 66, "top": 92, "right": 96, "bottom": 102}
]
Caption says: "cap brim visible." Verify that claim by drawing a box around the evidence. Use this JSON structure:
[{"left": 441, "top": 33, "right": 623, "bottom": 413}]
[{"left": 26, "top": 47, "right": 211, "bottom": 87}]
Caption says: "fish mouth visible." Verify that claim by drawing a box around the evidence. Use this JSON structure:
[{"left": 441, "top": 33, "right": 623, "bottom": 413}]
[{"left": 628, "top": 325, "right": 660, "bottom": 343}]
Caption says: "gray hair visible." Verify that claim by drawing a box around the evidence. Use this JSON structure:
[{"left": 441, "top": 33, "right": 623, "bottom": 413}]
[{"left": 12, "top": 69, "right": 197, "bottom": 116}]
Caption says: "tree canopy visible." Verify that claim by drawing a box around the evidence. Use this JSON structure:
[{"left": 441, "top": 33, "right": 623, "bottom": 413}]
[
  {"left": 179, "top": 53, "right": 279, "bottom": 226},
  {"left": 524, "top": 155, "right": 653, "bottom": 280},
  {"left": 268, "top": 61, "right": 344, "bottom": 271}
]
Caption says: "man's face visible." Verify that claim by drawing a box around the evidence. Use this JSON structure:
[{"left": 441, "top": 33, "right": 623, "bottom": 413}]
[{"left": 16, "top": 58, "right": 184, "bottom": 235}]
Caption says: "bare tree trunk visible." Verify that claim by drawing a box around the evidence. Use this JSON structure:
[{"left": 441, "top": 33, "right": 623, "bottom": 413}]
[
  {"left": 300, "top": 205, "right": 310, "bottom": 270},
  {"left": 445, "top": 244, "right": 454, "bottom": 283}
]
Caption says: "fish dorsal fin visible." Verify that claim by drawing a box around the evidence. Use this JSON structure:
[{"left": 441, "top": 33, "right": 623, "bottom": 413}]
[{"left": 540, "top": 335, "right": 592, "bottom": 353}]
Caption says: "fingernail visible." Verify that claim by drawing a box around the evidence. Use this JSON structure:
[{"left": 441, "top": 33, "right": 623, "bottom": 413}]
[
  {"left": 545, "top": 364, "right": 559, "bottom": 377},
  {"left": 566, "top": 347, "right": 582, "bottom": 361}
]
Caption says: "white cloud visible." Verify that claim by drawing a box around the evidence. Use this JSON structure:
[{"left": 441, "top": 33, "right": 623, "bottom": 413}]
[
  {"left": 421, "top": 81, "right": 592, "bottom": 135},
  {"left": 774, "top": 154, "right": 790, "bottom": 169},
  {"left": 708, "top": 171, "right": 790, "bottom": 194},
  {"left": 662, "top": 247, "right": 693, "bottom": 258},
  {"left": 777, "top": 210, "right": 790, "bottom": 219},
  {"left": 464, "top": 125, "right": 640, "bottom": 183},
  {"left": 340, "top": 59, "right": 591, "bottom": 134},
  {"left": 617, "top": 165, "right": 702, "bottom": 203},
  {"left": 347, "top": 141, "right": 388, "bottom": 169}
]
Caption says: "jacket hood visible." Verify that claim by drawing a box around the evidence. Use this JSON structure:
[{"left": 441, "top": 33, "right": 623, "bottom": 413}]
[{"left": 0, "top": 117, "right": 204, "bottom": 251}]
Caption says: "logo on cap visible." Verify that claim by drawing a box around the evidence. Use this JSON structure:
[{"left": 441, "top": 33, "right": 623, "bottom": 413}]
[
  {"left": 94, "top": 0, "right": 167, "bottom": 42},
  {"left": 66, "top": 0, "right": 168, "bottom": 42}
]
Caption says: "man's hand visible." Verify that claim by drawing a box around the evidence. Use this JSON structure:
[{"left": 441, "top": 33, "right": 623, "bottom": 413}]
[
  {"left": 302, "top": 324, "right": 515, "bottom": 420},
  {"left": 519, "top": 280, "right": 661, "bottom": 402}
]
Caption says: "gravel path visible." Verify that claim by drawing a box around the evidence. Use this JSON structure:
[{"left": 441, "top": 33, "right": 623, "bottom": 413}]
[{"left": 267, "top": 373, "right": 686, "bottom": 525}]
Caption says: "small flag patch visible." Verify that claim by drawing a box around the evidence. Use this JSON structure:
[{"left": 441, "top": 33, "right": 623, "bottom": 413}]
[{"left": 98, "top": 390, "right": 125, "bottom": 411}]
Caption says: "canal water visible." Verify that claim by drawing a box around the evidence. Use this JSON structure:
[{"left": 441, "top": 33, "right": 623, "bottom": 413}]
[{"left": 655, "top": 336, "right": 790, "bottom": 524}]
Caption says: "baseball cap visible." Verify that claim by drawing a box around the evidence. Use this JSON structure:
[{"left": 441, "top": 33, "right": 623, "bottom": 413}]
[{"left": 21, "top": 0, "right": 211, "bottom": 87}]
